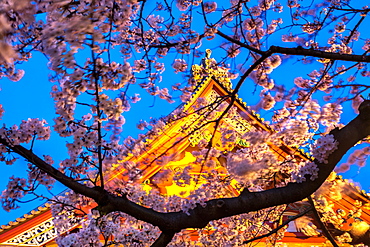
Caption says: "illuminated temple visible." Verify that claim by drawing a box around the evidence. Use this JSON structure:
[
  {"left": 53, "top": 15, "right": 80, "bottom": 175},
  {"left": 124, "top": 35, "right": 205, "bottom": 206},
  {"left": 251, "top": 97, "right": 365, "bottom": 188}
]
[{"left": 1, "top": 53, "right": 370, "bottom": 246}]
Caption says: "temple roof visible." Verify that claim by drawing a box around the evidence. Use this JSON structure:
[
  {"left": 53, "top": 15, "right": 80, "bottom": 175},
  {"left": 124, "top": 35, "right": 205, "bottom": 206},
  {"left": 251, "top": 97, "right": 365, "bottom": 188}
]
[{"left": 0, "top": 203, "right": 50, "bottom": 233}]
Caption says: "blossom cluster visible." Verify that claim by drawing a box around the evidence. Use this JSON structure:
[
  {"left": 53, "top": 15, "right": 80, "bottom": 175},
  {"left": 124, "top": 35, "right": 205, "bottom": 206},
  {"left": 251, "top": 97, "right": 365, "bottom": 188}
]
[
  {"left": 56, "top": 219, "right": 102, "bottom": 247},
  {"left": 0, "top": 118, "right": 50, "bottom": 146},
  {"left": 203, "top": 2, "right": 217, "bottom": 14},
  {"left": 0, "top": 104, "right": 3, "bottom": 120},
  {"left": 291, "top": 161, "right": 319, "bottom": 183},
  {"left": 111, "top": 172, "right": 229, "bottom": 217},
  {"left": 336, "top": 146, "right": 370, "bottom": 173},
  {"left": 197, "top": 206, "right": 286, "bottom": 246},
  {"left": 27, "top": 162, "right": 55, "bottom": 189},
  {"left": 319, "top": 103, "right": 343, "bottom": 129},
  {"left": 172, "top": 58, "right": 188, "bottom": 73},
  {"left": 1, "top": 176, "right": 27, "bottom": 211},
  {"left": 311, "top": 134, "right": 339, "bottom": 164}
]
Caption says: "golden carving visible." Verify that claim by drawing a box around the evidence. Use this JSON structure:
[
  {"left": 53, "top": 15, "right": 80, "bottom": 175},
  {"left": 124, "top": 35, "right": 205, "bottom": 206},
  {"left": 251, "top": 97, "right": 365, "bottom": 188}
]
[
  {"left": 192, "top": 50, "right": 232, "bottom": 90},
  {"left": 186, "top": 90, "right": 254, "bottom": 146},
  {"left": 5, "top": 218, "right": 57, "bottom": 246}
]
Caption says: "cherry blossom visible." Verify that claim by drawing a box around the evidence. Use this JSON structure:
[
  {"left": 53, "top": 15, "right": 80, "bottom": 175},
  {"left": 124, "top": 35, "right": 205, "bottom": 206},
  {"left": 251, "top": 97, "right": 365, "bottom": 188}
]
[
  {"left": 172, "top": 59, "right": 188, "bottom": 73},
  {"left": 0, "top": 1, "right": 370, "bottom": 246},
  {"left": 311, "top": 134, "right": 339, "bottom": 164},
  {"left": 203, "top": 2, "right": 217, "bottom": 14},
  {"left": 0, "top": 104, "right": 3, "bottom": 120}
]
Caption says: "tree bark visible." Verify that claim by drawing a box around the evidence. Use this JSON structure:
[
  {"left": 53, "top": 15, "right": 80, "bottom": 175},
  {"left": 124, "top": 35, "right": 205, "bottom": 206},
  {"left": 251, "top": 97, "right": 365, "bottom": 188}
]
[{"left": 151, "top": 231, "right": 176, "bottom": 247}]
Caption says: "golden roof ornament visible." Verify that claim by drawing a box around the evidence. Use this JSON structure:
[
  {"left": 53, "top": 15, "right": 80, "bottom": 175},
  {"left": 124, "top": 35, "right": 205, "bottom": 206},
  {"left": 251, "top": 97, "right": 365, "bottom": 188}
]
[
  {"left": 191, "top": 49, "right": 232, "bottom": 90},
  {"left": 201, "top": 49, "right": 216, "bottom": 68}
]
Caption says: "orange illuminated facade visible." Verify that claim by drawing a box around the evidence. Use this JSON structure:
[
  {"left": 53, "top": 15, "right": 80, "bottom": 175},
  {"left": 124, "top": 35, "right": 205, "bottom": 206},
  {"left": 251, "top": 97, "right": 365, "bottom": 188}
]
[{"left": 1, "top": 57, "right": 370, "bottom": 246}]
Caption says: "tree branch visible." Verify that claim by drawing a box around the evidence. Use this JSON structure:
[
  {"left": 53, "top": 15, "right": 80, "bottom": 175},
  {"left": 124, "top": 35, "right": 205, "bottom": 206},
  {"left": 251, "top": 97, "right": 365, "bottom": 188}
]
[
  {"left": 216, "top": 30, "right": 265, "bottom": 55},
  {"left": 0, "top": 140, "right": 92, "bottom": 198},
  {"left": 243, "top": 206, "right": 313, "bottom": 244},
  {"left": 1, "top": 101, "right": 370, "bottom": 245},
  {"left": 216, "top": 31, "right": 370, "bottom": 63},
  {"left": 151, "top": 231, "right": 176, "bottom": 247},
  {"left": 269, "top": 46, "right": 370, "bottom": 62},
  {"left": 0, "top": 138, "right": 173, "bottom": 228},
  {"left": 308, "top": 196, "right": 339, "bottom": 247}
]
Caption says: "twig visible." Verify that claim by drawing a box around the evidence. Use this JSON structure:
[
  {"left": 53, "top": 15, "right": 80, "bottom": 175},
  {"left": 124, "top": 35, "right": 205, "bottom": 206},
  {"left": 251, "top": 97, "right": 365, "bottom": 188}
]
[
  {"left": 151, "top": 231, "right": 176, "bottom": 247},
  {"left": 308, "top": 196, "right": 339, "bottom": 247},
  {"left": 243, "top": 206, "right": 312, "bottom": 244}
]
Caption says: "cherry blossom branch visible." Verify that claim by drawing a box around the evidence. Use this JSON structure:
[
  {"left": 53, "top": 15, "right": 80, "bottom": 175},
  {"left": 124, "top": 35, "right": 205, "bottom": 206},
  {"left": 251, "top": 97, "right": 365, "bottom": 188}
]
[
  {"left": 151, "top": 231, "right": 176, "bottom": 247},
  {"left": 344, "top": 16, "right": 365, "bottom": 45},
  {"left": 330, "top": 7, "right": 370, "bottom": 12},
  {"left": 232, "top": 50, "right": 273, "bottom": 94},
  {"left": 216, "top": 30, "right": 265, "bottom": 55},
  {"left": 216, "top": 32, "right": 370, "bottom": 63},
  {"left": 0, "top": 139, "right": 101, "bottom": 201},
  {"left": 91, "top": 45, "right": 105, "bottom": 188},
  {"left": 269, "top": 46, "right": 370, "bottom": 62},
  {"left": 308, "top": 196, "right": 339, "bottom": 247},
  {"left": 243, "top": 206, "right": 313, "bottom": 244}
]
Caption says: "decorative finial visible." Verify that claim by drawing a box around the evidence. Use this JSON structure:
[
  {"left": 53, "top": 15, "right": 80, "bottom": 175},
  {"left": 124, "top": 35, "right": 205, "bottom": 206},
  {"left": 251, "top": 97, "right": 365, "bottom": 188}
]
[
  {"left": 192, "top": 48, "right": 232, "bottom": 90},
  {"left": 202, "top": 49, "right": 216, "bottom": 68},
  {"left": 205, "top": 49, "right": 212, "bottom": 59}
]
